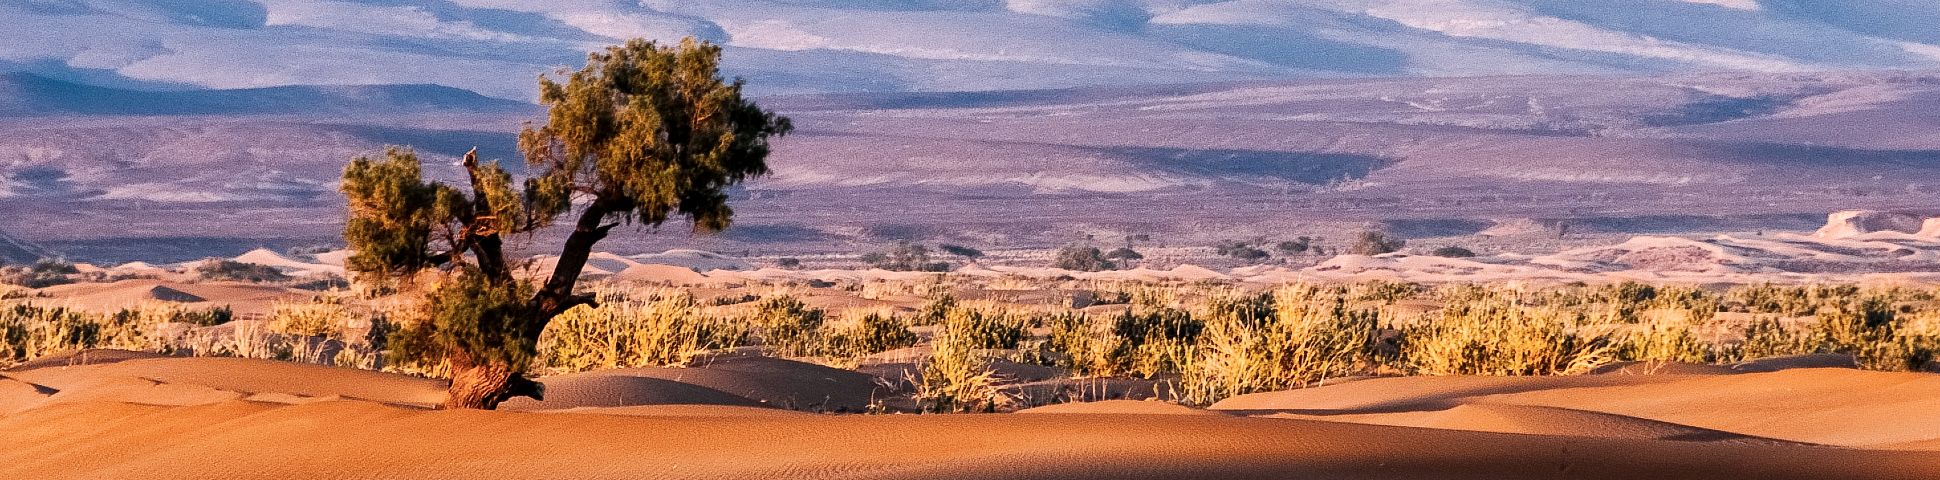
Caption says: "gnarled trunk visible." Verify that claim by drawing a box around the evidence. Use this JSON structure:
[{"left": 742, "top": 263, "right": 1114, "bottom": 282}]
[{"left": 441, "top": 351, "right": 543, "bottom": 410}]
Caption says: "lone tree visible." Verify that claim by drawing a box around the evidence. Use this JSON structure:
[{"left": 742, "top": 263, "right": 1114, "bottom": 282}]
[{"left": 340, "top": 38, "right": 791, "bottom": 409}]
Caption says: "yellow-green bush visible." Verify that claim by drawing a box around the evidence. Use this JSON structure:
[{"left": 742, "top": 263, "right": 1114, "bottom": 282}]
[
  {"left": 1179, "top": 288, "right": 1378, "bottom": 405},
  {"left": 538, "top": 289, "right": 742, "bottom": 373}
]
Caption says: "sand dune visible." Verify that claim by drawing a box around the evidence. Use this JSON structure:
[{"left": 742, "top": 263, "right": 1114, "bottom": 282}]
[
  {"left": 510, "top": 354, "right": 890, "bottom": 413},
  {"left": 1476, "top": 368, "right": 1940, "bottom": 448},
  {"left": 1210, "top": 374, "right": 1700, "bottom": 413},
  {"left": 6, "top": 357, "right": 447, "bottom": 408},
  {"left": 3, "top": 354, "right": 1940, "bottom": 477},
  {"left": 3, "top": 399, "right": 1937, "bottom": 479},
  {"left": 31, "top": 279, "right": 309, "bottom": 315},
  {"left": 1018, "top": 399, "right": 1216, "bottom": 416},
  {"left": 1267, "top": 403, "right": 1810, "bottom": 446}
]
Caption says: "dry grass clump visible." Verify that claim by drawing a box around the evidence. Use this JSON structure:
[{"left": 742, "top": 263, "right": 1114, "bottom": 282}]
[
  {"left": 1042, "top": 306, "right": 1203, "bottom": 379},
  {"left": 916, "top": 318, "right": 1009, "bottom": 413},
  {"left": 748, "top": 295, "right": 826, "bottom": 356},
  {"left": 269, "top": 297, "right": 352, "bottom": 338},
  {"left": 537, "top": 289, "right": 744, "bottom": 373},
  {"left": 1178, "top": 287, "right": 1379, "bottom": 405},
  {"left": 819, "top": 309, "right": 919, "bottom": 361},
  {"left": 1404, "top": 297, "right": 1611, "bottom": 376},
  {"left": 0, "top": 302, "right": 189, "bottom": 366}
]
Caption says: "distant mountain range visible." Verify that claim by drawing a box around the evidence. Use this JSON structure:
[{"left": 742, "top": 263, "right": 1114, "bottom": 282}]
[
  {"left": 6, "top": 70, "right": 1940, "bottom": 261},
  {"left": 0, "top": 228, "right": 54, "bottom": 265},
  {"left": 5, "top": 1, "right": 1940, "bottom": 100},
  {"left": 0, "top": 73, "right": 531, "bottom": 116}
]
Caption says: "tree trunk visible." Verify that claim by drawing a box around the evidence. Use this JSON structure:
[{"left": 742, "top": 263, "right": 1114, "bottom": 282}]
[{"left": 441, "top": 352, "right": 544, "bottom": 410}]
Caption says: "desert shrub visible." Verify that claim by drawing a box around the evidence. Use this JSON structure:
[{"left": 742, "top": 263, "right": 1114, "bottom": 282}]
[
  {"left": 1612, "top": 320, "right": 1711, "bottom": 364},
  {"left": 1052, "top": 245, "right": 1114, "bottom": 272},
  {"left": 0, "top": 303, "right": 163, "bottom": 366},
  {"left": 912, "top": 294, "right": 959, "bottom": 326},
  {"left": 1110, "top": 307, "right": 1201, "bottom": 377},
  {"left": 1813, "top": 296, "right": 1938, "bottom": 370},
  {"left": 1726, "top": 316, "right": 1816, "bottom": 361},
  {"left": 821, "top": 311, "right": 918, "bottom": 358},
  {"left": 385, "top": 272, "right": 541, "bottom": 374},
  {"left": 0, "top": 285, "right": 38, "bottom": 300},
  {"left": 1404, "top": 299, "right": 1611, "bottom": 376},
  {"left": 775, "top": 258, "right": 802, "bottom": 269},
  {"left": 1042, "top": 306, "right": 1198, "bottom": 378},
  {"left": 538, "top": 290, "right": 741, "bottom": 372},
  {"left": 1, "top": 258, "right": 79, "bottom": 288},
  {"left": 1043, "top": 312, "right": 1114, "bottom": 375},
  {"left": 748, "top": 295, "right": 827, "bottom": 356},
  {"left": 1348, "top": 230, "right": 1405, "bottom": 256},
  {"left": 1354, "top": 280, "right": 1423, "bottom": 304},
  {"left": 865, "top": 241, "right": 950, "bottom": 272},
  {"left": 197, "top": 260, "right": 291, "bottom": 283},
  {"left": 269, "top": 297, "right": 353, "bottom": 338},
  {"left": 1104, "top": 247, "right": 1143, "bottom": 262},
  {"left": 942, "top": 308, "right": 1027, "bottom": 350},
  {"left": 1276, "top": 237, "right": 1313, "bottom": 255},
  {"left": 939, "top": 244, "right": 984, "bottom": 259},
  {"left": 708, "top": 292, "right": 760, "bottom": 306},
  {"left": 1431, "top": 246, "right": 1476, "bottom": 258},
  {"left": 117, "top": 303, "right": 233, "bottom": 327},
  {"left": 916, "top": 320, "right": 1008, "bottom": 413},
  {"left": 1214, "top": 240, "right": 1270, "bottom": 262},
  {"left": 1179, "top": 288, "right": 1379, "bottom": 405}
]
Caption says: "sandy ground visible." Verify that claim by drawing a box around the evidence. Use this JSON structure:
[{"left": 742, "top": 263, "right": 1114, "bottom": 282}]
[{"left": 3, "top": 352, "right": 1940, "bottom": 479}]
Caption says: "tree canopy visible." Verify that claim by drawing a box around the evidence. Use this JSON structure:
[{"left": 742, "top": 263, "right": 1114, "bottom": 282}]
[{"left": 340, "top": 37, "right": 792, "bottom": 409}]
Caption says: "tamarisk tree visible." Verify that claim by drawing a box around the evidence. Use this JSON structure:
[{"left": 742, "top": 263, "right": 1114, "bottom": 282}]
[{"left": 341, "top": 38, "right": 791, "bottom": 409}]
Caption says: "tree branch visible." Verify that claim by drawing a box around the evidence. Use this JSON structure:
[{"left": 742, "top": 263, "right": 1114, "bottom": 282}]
[
  {"left": 459, "top": 148, "right": 512, "bottom": 282},
  {"left": 533, "top": 199, "right": 615, "bottom": 320}
]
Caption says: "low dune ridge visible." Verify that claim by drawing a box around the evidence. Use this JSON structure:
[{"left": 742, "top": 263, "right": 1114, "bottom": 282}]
[
  {"left": 499, "top": 374, "right": 768, "bottom": 410},
  {"left": 1267, "top": 403, "right": 1811, "bottom": 446},
  {"left": 512, "top": 354, "right": 891, "bottom": 413},
  {"left": 1018, "top": 399, "right": 1216, "bottom": 416},
  {"left": 30, "top": 279, "right": 308, "bottom": 315},
  {"left": 1209, "top": 374, "right": 1702, "bottom": 413},
  {"left": 3, "top": 399, "right": 1938, "bottom": 479},
  {"left": 2, "top": 354, "right": 1940, "bottom": 477},
  {"left": 5, "top": 357, "right": 447, "bottom": 407},
  {"left": 3, "top": 349, "right": 170, "bottom": 371},
  {"left": 1476, "top": 368, "right": 1940, "bottom": 448}
]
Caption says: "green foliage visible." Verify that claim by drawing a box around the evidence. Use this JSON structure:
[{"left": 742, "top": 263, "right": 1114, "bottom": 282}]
[
  {"left": 538, "top": 290, "right": 743, "bottom": 372},
  {"left": 913, "top": 294, "right": 958, "bottom": 326},
  {"left": 1052, "top": 245, "right": 1114, "bottom": 272},
  {"left": 388, "top": 271, "right": 540, "bottom": 371},
  {"left": 866, "top": 241, "right": 950, "bottom": 272},
  {"left": 941, "top": 308, "right": 1027, "bottom": 350},
  {"left": 1104, "top": 247, "right": 1143, "bottom": 261},
  {"left": 1215, "top": 240, "right": 1270, "bottom": 262},
  {"left": 341, "top": 147, "right": 465, "bottom": 282},
  {"left": 917, "top": 320, "right": 1007, "bottom": 413},
  {"left": 1180, "top": 289, "right": 1379, "bottom": 405},
  {"left": 339, "top": 38, "right": 791, "bottom": 391},
  {"left": 821, "top": 311, "right": 919, "bottom": 358},
  {"left": 1404, "top": 298, "right": 1610, "bottom": 376},
  {"left": 0, "top": 303, "right": 165, "bottom": 366},
  {"left": 197, "top": 260, "right": 291, "bottom": 283},
  {"left": 519, "top": 37, "right": 794, "bottom": 232},
  {"left": 749, "top": 295, "right": 826, "bottom": 356},
  {"left": 1430, "top": 246, "right": 1476, "bottom": 258},
  {"left": 269, "top": 297, "right": 351, "bottom": 338},
  {"left": 1, "top": 258, "right": 79, "bottom": 288},
  {"left": 1348, "top": 230, "right": 1405, "bottom": 255},
  {"left": 1275, "top": 237, "right": 1313, "bottom": 255}
]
